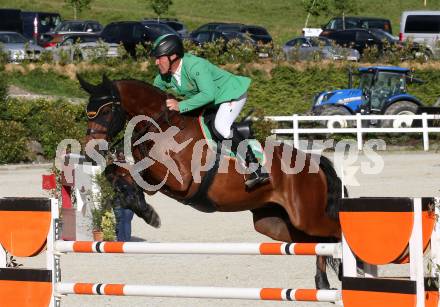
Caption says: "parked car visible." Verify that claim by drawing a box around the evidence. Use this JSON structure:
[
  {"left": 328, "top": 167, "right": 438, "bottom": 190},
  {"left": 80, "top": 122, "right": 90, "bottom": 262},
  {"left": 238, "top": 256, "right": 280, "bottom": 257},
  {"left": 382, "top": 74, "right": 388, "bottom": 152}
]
[
  {"left": 322, "top": 28, "right": 424, "bottom": 56},
  {"left": 46, "top": 33, "right": 118, "bottom": 62},
  {"left": 283, "top": 36, "right": 360, "bottom": 61},
  {"left": 400, "top": 11, "right": 440, "bottom": 58},
  {"left": 0, "top": 9, "right": 22, "bottom": 33},
  {"left": 100, "top": 21, "right": 158, "bottom": 56},
  {"left": 216, "top": 23, "right": 273, "bottom": 44},
  {"left": 320, "top": 16, "right": 393, "bottom": 36},
  {"left": 0, "top": 9, "right": 61, "bottom": 45},
  {"left": 140, "top": 20, "right": 179, "bottom": 38},
  {"left": 144, "top": 18, "right": 188, "bottom": 38},
  {"left": 21, "top": 11, "right": 61, "bottom": 44},
  {"left": 192, "top": 22, "right": 228, "bottom": 33},
  {"left": 189, "top": 30, "right": 228, "bottom": 45},
  {"left": 189, "top": 30, "right": 269, "bottom": 58},
  {"left": 51, "top": 20, "right": 102, "bottom": 34},
  {"left": 41, "top": 20, "right": 103, "bottom": 48},
  {"left": 0, "top": 31, "right": 43, "bottom": 62},
  {"left": 222, "top": 31, "right": 270, "bottom": 58}
]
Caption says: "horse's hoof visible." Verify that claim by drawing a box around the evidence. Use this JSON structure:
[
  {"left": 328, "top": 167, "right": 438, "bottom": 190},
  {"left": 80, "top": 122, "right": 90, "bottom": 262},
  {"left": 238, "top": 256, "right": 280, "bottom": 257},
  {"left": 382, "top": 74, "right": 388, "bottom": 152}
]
[{"left": 315, "top": 274, "right": 330, "bottom": 290}]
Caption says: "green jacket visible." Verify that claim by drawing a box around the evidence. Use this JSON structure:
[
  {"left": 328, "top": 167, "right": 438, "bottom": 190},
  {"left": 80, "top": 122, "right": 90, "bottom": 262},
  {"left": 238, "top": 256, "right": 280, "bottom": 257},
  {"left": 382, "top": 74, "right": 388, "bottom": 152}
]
[{"left": 153, "top": 53, "right": 251, "bottom": 113}]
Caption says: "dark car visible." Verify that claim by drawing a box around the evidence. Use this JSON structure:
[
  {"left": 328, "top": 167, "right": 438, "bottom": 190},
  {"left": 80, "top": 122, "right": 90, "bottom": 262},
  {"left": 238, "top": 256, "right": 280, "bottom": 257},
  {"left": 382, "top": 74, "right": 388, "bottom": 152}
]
[
  {"left": 216, "top": 23, "right": 272, "bottom": 44},
  {"left": 100, "top": 21, "right": 159, "bottom": 56},
  {"left": 141, "top": 20, "right": 179, "bottom": 38},
  {"left": 189, "top": 30, "right": 228, "bottom": 45},
  {"left": 0, "top": 9, "right": 22, "bottom": 33},
  {"left": 320, "top": 17, "right": 393, "bottom": 37},
  {"left": 143, "top": 18, "right": 188, "bottom": 38},
  {"left": 323, "top": 28, "right": 398, "bottom": 55},
  {"left": 192, "top": 22, "right": 228, "bottom": 33},
  {"left": 324, "top": 28, "right": 426, "bottom": 58},
  {"left": 189, "top": 30, "right": 269, "bottom": 58}
]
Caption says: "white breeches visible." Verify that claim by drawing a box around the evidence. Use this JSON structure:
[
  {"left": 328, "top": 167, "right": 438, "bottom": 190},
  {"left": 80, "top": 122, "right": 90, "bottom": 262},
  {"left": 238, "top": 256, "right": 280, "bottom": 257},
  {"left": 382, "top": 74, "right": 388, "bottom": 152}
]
[{"left": 214, "top": 93, "right": 247, "bottom": 139}]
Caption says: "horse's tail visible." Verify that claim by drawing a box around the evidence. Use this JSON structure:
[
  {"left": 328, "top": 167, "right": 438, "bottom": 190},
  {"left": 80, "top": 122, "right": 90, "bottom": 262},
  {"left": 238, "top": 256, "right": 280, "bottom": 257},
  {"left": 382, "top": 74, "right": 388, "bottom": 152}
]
[{"left": 318, "top": 154, "right": 347, "bottom": 221}]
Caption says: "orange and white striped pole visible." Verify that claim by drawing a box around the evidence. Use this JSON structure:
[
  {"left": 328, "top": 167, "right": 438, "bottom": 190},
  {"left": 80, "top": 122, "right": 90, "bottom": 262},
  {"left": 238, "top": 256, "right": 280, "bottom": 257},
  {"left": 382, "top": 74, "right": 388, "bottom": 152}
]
[
  {"left": 54, "top": 241, "right": 340, "bottom": 257},
  {"left": 55, "top": 283, "right": 340, "bottom": 302}
]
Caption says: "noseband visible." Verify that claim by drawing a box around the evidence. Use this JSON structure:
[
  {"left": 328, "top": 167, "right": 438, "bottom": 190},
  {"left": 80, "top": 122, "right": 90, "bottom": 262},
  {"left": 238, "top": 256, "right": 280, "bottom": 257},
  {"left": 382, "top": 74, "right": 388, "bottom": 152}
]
[{"left": 86, "top": 94, "right": 179, "bottom": 152}]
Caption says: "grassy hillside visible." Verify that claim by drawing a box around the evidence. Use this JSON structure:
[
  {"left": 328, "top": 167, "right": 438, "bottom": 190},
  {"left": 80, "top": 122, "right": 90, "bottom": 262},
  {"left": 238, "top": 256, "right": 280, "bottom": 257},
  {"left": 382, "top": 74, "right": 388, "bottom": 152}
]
[{"left": 2, "top": 0, "right": 440, "bottom": 43}]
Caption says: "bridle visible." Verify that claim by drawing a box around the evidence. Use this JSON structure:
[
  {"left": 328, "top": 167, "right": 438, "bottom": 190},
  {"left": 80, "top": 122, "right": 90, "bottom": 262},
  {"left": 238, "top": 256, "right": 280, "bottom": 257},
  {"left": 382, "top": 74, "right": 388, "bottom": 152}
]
[{"left": 86, "top": 93, "right": 183, "bottom": 153}]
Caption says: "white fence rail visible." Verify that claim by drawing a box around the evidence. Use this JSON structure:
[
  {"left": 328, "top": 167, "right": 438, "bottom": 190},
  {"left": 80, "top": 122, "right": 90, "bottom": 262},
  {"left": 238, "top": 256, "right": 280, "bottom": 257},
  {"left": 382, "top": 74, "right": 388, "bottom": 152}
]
[{"left": 265, "top": 113, "right": 440, "bottom": 151}]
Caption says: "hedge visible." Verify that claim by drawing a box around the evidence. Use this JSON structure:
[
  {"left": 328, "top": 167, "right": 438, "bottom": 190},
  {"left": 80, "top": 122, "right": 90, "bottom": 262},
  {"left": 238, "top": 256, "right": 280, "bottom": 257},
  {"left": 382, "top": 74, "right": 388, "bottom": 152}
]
[{"left": 2, "top": 60, "right": 440, "bottom": 163}]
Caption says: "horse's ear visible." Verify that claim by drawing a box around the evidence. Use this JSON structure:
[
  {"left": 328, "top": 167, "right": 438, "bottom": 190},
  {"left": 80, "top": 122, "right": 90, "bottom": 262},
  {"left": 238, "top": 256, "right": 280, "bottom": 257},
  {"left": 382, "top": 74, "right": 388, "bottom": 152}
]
[
  {"left": 77, "top": 74, "right": 97, "bottom": 94},
  {"left": 102, "top": 74, "right": 113, "bottom": 90}
]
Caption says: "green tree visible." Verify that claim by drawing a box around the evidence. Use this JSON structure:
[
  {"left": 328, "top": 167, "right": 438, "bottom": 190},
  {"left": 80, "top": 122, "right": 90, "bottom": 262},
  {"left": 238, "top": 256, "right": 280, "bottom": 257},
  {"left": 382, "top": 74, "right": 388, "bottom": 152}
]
[
  {"left": 149, "top": 0, "right": 173, "bottom": 19},
  {"left": 332, "top": 0, "right": 358, "bottom": 29},
  {"left": 302, "top": 0, "right": 330, "bottom": 27},
  {"left": 301, "top": 0, "right": 359, "bottom": 29},
  {"left": 64, "top": 0, "right": 93, "bottom": 20}
]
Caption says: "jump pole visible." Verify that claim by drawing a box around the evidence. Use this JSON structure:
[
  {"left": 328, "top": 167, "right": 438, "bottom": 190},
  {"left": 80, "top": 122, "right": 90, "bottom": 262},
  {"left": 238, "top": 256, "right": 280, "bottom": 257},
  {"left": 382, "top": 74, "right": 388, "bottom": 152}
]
[
  {"left": 54, "top": 241, "right": 341, "bottom": 257},
  {"left": 55, "top": 283, "right": 340, "bottom": 302}
]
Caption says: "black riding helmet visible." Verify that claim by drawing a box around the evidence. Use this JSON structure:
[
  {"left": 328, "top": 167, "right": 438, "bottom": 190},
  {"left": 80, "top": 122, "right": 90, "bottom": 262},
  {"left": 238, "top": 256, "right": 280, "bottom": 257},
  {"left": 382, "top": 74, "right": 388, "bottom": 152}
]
[{"left": 152, "top": 34, "right": 184, "bottom": 58}]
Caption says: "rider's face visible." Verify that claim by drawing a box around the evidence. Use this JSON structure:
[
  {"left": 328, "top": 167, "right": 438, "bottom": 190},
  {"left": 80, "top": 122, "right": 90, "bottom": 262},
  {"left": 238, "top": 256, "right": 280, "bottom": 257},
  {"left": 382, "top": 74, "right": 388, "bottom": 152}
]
[{"left": 155, "top": 56, "right": 170, "bottom": 74}]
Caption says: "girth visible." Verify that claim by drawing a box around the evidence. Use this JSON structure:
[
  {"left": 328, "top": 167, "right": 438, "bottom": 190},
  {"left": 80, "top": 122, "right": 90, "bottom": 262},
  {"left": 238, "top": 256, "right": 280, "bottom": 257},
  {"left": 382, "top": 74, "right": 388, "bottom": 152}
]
[{"left": 182, "top": 144, "right": 222, "bottom": 213}]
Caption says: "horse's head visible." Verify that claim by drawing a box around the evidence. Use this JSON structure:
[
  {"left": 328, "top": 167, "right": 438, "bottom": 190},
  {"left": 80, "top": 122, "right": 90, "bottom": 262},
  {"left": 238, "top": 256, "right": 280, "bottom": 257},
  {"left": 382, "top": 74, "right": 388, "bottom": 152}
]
[{"left": 78, "top": 74, "right": 127, "bottom": 146}]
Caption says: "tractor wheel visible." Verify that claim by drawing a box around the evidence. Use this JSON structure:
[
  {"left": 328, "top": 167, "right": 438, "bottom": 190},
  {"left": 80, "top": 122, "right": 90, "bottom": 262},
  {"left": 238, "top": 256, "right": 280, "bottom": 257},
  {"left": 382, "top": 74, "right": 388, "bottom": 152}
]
[
  {"left": 383, "top": 101, "right": 418, "bottom": 128},
  {"left": 320, "top": 106, "right": 352, "bottom": 129}
]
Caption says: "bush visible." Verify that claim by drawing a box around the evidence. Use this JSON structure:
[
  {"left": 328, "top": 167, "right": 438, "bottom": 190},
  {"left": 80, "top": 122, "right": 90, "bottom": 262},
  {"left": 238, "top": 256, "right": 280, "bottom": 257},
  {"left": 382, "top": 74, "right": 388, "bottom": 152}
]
[
  {"left": 0, "top": 120, "right": 29, "bottom": 163},
  {"left": 1, "top": 99, "right": 86, "bottom": 159},
  {"left": 226, "top": 39, "right": 257, "bottom": 63},
  {"left": 0, "top": 72, "right": 7, "bottom": 104},
  {"left": 24, "top": 99, "right": 86, "bottom": 158}
]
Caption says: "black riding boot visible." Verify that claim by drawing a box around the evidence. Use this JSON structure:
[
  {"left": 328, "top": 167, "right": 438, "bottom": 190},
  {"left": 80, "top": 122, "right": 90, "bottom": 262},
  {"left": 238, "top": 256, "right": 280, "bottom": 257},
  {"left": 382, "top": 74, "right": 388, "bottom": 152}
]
[
  {"left": 231, "top": 133, "right": 269, "bottom": 190},
  {"left": 244, "top": 145, "right": 270, "bottom": 190}
]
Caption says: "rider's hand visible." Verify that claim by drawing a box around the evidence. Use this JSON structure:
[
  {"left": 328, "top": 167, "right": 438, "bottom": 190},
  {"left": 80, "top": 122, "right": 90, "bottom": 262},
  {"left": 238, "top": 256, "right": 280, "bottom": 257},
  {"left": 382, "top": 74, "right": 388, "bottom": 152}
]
[{"left": 166, "top": 99, "right": 179, "bottom": 111}]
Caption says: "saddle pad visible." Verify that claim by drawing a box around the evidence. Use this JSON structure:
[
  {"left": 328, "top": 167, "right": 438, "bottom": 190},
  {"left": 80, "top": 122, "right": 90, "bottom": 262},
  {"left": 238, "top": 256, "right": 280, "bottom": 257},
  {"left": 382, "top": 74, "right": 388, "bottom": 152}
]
[{"left": 198, "top": 112, "right": 266, "bottom": 164}]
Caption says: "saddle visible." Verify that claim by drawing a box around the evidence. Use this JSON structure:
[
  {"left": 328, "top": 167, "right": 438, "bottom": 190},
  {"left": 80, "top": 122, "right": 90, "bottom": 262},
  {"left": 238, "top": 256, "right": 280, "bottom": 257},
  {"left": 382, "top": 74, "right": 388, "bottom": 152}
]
[
  {"left": 183, "top": 109, "right": 266, "bottom": 211},
  {"left": 198, "top": 108, "right": 265, "bottom": 164}
]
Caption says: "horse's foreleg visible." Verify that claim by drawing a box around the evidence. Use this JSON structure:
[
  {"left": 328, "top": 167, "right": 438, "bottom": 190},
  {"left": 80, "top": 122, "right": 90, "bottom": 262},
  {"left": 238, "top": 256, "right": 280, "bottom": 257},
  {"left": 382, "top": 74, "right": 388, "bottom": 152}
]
[{"left": 251, "top": 204, "right": 333, "bottom": 289}]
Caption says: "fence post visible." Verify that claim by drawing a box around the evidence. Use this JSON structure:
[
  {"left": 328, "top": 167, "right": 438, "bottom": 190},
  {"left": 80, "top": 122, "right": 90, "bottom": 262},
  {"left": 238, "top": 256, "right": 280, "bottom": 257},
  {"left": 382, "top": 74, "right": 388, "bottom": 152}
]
[
  {"left": 0, "top": 245, "right": 6, "bottom": 268},
  {"left": 409, "top": 198, "right": 425, "bottom": 307},
  {"left": 431, "top": 200, "right": 440, "bottom": 278},
  {"left": 293, "top": 114, "right": 299, "bottom": 149},
  {"left": 356, "top": 113, "right": 363, "bottom": 151},
  {"left": 422, "top": 113, "right": 429, "bottom": 151}
]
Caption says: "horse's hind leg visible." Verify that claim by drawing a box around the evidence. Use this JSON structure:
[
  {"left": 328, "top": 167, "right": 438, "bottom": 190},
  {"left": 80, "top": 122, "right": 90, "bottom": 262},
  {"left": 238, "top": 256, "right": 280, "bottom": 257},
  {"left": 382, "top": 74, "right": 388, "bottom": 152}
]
[
  {"left": 251, "top": 204, "right": 335, "bottom": 289},
  {"left": 315, "top": 256, "right": 330, "bottom": 290}
]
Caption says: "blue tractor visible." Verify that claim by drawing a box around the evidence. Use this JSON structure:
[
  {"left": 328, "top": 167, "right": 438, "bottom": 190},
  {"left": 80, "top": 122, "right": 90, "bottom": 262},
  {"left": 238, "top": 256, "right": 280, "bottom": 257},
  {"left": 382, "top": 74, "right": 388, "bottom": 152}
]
[{"left": 311, "top": 66, "right": 424, "bottom": 127}]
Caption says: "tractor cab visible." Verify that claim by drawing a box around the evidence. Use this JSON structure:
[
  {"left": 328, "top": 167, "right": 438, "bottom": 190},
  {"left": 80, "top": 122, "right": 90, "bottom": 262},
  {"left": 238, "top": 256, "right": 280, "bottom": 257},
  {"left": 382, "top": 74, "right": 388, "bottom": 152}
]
[
  {"left": 312, "top": 66, "right": 424, "bottom": 127},
  {"left": 352, "top": 67, "right": 413, "bottom": 114}
]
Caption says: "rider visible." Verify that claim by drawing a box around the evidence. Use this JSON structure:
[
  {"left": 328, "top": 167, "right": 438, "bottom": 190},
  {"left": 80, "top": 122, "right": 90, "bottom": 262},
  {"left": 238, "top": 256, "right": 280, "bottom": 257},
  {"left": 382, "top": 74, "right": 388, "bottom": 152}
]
[{"left": 151, "top": 33, "right": 269, "bottom": 189}]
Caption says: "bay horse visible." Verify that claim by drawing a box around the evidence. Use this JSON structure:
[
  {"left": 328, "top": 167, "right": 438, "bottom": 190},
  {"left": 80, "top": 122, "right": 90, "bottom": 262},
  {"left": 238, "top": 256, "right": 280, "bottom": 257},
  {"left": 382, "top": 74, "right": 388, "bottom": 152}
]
[{"left": 79, "top": 75, "right": 344, "bottom": 289}]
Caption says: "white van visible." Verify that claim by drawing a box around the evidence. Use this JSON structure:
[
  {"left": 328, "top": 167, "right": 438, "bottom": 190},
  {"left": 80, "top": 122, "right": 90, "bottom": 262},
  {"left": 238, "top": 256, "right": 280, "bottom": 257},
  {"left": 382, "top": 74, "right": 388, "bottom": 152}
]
[{"left": 400, "top": 11, "right": 440, "bottom": 57}]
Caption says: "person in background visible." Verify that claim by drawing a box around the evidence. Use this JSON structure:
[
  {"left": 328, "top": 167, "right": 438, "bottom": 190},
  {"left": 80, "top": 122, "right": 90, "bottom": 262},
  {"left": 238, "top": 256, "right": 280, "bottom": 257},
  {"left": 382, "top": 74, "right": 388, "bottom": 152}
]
[{"left": 105, "top": 151, "right": 161, "bottom": 241}]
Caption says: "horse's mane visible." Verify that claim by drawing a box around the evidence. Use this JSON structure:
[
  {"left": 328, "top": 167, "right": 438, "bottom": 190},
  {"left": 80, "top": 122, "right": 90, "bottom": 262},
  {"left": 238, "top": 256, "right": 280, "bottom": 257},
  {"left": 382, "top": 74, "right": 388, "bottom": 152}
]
[{"left": 116, "top": 78, "right": 171, "bottom": 100}]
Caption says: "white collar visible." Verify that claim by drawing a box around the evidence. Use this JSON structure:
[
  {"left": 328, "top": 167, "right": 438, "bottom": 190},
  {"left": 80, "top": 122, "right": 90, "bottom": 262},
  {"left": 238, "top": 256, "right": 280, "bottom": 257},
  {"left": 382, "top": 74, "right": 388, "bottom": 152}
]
[{"left": 172, "top": 59, "right": 183, "bottom": 86}]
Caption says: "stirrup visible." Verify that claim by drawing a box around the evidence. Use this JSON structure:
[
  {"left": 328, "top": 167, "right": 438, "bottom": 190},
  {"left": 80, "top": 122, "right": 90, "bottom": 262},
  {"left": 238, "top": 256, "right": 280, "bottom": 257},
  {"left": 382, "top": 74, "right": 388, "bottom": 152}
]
[{"left": 245, "top": 169, "right": 270, "bottom": 190}]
